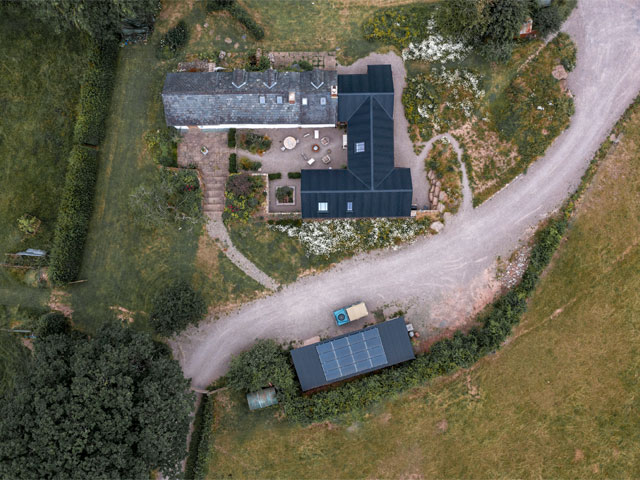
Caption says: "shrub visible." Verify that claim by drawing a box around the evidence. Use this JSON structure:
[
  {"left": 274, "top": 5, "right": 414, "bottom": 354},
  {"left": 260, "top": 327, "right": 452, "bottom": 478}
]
[
  {"left": 297, "top": 60, "right": 313, "bottom": 71},
  {"left": 150, "top": 280, "right": 207, "bottom": 336},
  {"left": 17, "top": 214, "right": 40, "bottom": 236},
  {"left": 246, "top": 50, "right": 271, "bottom": 71},
  {"left": 362, "top": 4, "right": 437, "bottom": 49},
  {"left": 73, "top": 41, "right": 118, "bottom": 146},
  {"left": 268, "top": 172, "right": 281, "bottom": 180},
  {"left": 275, "top": 186, "right": 294, "bottom": 203},
  {"left": 239, "top": 157, "right": 261, "bottom": 171},
  {"left": 226, "top": 2, "right": 264, "bottom": 40},
  {"left": 157, "top": 20, "right": 188, "bottom": 59},
  {"left": 184, "top": 396, "right": 216, "bottom": 480},
  {"left": 238, "top": 132, "right": 271, "bottom": 154},
  {"left": 532, "top": 4, "right": 563, "bottom": 36},
  {"left": 227, "top": 340, "right": 297, "bottom": 399},
  {"left": 49, "top": 146, "right": 99, "bottom": 284},
  {"left": 144, "top": 127, "right": 179, "bottom": 167},
  {"left": 227, "top": 128, "right": 237, "bottom": 148},
  {"left": 37, "top": 312, "right": 71, "bottom": 338},
  {"left": 206, "top": 0, "right": 234, "bottom": 12},
  {"left": 287, "top": 171, "right": 301, "bottom": 179},
  {"left": 228, "top": 153, "right": 238, "bottom": 173}
]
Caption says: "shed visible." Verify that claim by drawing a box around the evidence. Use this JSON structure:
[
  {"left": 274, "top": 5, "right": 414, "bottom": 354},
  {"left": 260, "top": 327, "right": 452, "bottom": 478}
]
[
  {"left": 246, "top": 387, "right": 279, "bottom": 411},
  {"left": 290, "top": 317, "right": 415, "bottom": 391}
]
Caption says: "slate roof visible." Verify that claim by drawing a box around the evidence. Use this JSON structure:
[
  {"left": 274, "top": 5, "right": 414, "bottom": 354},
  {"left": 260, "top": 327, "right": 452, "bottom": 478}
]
[
  {"left": 290, "top": 317, "right": 415, "bottom": 392},
  {"left": 301, "top": 64, "right": 412, "bottom": 218},
  {"left": 162, "top": 69, "right": 338, "bottom": 126}
]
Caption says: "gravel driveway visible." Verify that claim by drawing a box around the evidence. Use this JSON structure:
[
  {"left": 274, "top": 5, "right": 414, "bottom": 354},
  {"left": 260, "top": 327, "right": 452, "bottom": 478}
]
[{"left": 172, "top": 0, "right": 640, "bottom": 389}]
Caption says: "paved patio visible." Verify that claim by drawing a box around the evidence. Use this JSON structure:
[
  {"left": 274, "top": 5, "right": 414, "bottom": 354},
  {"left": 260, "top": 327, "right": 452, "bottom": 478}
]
[{"left": 238, "top": 127, "right": 348, "bottom": 177}]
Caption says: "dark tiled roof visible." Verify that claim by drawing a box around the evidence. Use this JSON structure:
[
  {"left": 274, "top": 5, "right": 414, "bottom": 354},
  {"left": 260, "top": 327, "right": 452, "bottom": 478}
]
[
  {"left": 301, "top": 64, "right": 412, "bottom": 218},
  {"left": 290, "top": 317, "right": 415, "bottom": 392},
  {"left": 162, "top": 69, "right": 338, "bottom": 126}
]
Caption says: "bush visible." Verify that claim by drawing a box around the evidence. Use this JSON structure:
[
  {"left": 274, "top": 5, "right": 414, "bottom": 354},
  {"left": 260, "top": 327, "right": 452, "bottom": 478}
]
[
  {"left": 239, "top": 157, "right": 261, "bottom": 171},
  {"left": 532, "top": 4, "right": 563, "bottom": 36},
  {"left": 150, "top": 280, "right": 207, "bottom": 336},
  {"left": 37, "top": 312, "right": 71, "bottom": 338},
  {"left": 227, "top": 128, "right": 236, "bottom": 148},
  {"left": 207, "top": 0, "right": 264, "bottom": 40},
  {"left": 144, "top": 127, "right": 179, "bottom": 167},
  {"left": 362, "top": 4, "right": 437, "bottom": 49},
  {"left": 157, "top": 20, "right": 188, "bottom": 59},
  {"left": 275, "top": 186, "right": 294, "bottom": 203},
  {"left": 73, "top": 41, "right": 118, "bottom": 146},
  {"left": 206, "top": 0, "right": 234, "bottom": 12},
  {"left": 268, "top": 172, "right": 281, "bottom": 180},
  {"left": 184, "top": 396, "right": 216, "bottom": 480},
  {"left": 227, "top": 340, "right": 297, "bottom": 399},
  {"left": 49, "top": 146, "right": 99, "bottom": 284},
  {"left": 297, "top": 60, "right": 313, "bottom": 71},
  {"left": 287, "top": 172, "right": 301, "bottom": 179},
  {"left": 228, "top": 153, "right": 237, "bottom": 173},
  {"left": 238, "top": 132, "right": 271, "bottom": 154},
  {"left": 246, "top": 50, "right": 271, "bottom": 71}
]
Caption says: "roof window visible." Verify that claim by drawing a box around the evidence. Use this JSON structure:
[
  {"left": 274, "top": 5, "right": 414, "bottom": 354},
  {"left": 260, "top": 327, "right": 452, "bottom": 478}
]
[
  {"left": 276, "top": 96, "right": 283, "bottom": 104},
  {"left": 320, "top": 97, "right": 327, "bottom": 105},
  {"left": 289, "top": 92, "right": 295, "bottom": 104},
  {"left": 302, "top": 97, "right": 308, "bottom": 106},
  {"left": 355, "top": 142, "right": 365, "bottom": 153},
  {"left": 259, "top": 96, "right": 266, "bottom": 104},
  {"left": 346, "top": 202, "right": 353, "bottom": 212},
  {"left": 318, "top": 202, "right": 328, "bottom": 213}
]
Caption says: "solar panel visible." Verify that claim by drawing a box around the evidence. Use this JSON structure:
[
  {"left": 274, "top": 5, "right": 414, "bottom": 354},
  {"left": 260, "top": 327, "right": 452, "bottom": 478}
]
[{"left": 316, "top": 328, "right": 388, "bottom": 382}]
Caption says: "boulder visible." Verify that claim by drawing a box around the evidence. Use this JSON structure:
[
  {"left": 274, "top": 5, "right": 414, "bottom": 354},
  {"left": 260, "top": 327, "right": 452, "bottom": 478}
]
[
  {"left": 552, "top": 64, "right": 568, "bottom": 80},
  {"left": 224, "top": 37, "right": 232, "bottom": 44},
  {"left": 431, "top": 221, "right": 444, "bottom": 233},
  {"left": 438, "top": 190, "right": 447, "bottom": 202},
  {"left": 437, "top": 203, "right": 446, "bottom": 213}
]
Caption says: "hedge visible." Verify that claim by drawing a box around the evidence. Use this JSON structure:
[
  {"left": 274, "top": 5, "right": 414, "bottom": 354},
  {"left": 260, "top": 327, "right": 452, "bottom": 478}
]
[
  {"left": 184, "top": 396, "right": 215, "bottom": 480},
  {"left": 287, "top": 172, "right": 301, "bottom": 179},
  {"left": 227, "top": 128, "right": 236, "bottom": 148},
  {"left": 73, "top": 41, "right": 118, "bottom": 146},
  {"left": 268, "top": 172, "right": 281, "bottom": 180},
  {"left": 49, "top": 146, "right": 99, "bottom": 284},
  {"left": 228, "top": 153, "right": 237, "bottom": 173}
]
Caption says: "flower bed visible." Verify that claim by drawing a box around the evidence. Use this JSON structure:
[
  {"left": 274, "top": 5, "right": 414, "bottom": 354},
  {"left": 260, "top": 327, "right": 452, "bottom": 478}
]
[
  {"left": 223, "top": 173, "right": 265, "bottom": 222},
  {"left": 275, "top": 186, "right": 295, "bottom": 205}
]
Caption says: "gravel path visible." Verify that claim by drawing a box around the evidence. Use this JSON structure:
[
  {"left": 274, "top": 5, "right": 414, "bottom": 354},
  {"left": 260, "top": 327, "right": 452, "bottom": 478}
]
[{"left": 172, "top": 0, "right": 640, "bottom": 388}]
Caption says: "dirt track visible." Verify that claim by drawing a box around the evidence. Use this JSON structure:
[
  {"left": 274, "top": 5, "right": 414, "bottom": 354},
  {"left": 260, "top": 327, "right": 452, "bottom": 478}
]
[{"left": 172, "top": 0, "right": 640, "bottom": 388}]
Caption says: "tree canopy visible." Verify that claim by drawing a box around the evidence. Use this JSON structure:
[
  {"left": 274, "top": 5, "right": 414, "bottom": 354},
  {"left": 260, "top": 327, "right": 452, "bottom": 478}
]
[
  {"left": 0, "top": 322, "right": 194, "bottom": 479},
  {"left": 150, "top": 280, "right": 207, "bottom": 336}
]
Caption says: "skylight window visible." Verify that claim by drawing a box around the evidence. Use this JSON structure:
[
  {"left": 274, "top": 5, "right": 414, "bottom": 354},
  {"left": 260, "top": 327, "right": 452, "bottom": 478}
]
[
  {"left": 318, "top": 202, "right": 328, "bottom": 213},
  {"left": 302, "top": 97, "right": 308, "bottom": 106},
  {"left": 355, "top": 142, "right": 365, "bottom": 153},
  {"left": 320, "top": 97, "right": 327, "bottom": 105},
  {"left": 346, "top": 202, "right": 353, "bottom": 212},
  {"left": 276, "top": 96, "right": 283, "bottom": 104},
  {"left": 259, "top": 96, "right": 266, "bottom": 104}
]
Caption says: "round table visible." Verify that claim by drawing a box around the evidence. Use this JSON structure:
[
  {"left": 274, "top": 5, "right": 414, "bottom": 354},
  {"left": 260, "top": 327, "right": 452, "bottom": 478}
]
[{"left": 283, "top": 136, "right": 297, "bottom": 150}]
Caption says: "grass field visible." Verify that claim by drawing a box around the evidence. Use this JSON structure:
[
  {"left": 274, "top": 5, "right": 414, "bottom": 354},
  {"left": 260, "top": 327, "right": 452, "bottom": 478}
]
[
  {"left": 68, "top": 36, "right": 262, "bottom": 331},
  {"left": 202, "top": 107, "right": 640, "bottom": 477},
  {"left": 0, "top": 7, "right": 87, "bottom": 283}
]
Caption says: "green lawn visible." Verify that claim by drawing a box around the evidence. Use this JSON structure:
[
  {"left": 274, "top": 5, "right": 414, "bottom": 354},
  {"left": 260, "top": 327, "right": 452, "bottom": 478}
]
[
  {"left": 69, "top": 38, "right": 262, "bottom": 331},
  {"left": 0, "top": 7, "right": 87, "bottom": 283},
  {"left": 203, "top": 106, "right": 640, "bottom": 478}
]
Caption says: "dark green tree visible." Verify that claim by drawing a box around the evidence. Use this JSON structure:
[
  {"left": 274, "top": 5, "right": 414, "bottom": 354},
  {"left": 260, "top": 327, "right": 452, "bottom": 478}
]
[
  {"left": 36, "top": 312, "right": 71, "bottom": 337},
  {"left": 227, "top": 339, "right": 297, "bottom": 398},
  {"left": 532, "top": 4, "right": 563, "bottom": 36},
  {"left": 29, "top": 0, "right": 160, "bottom": 39},
  {"left": 483, "top": 0, "right": 530, "bottom": 43},
  {"left": 150, "top": 280, "right": 207, "bottom": 336},
  {"left": 0, "top": 323, "right": 193, "bottom": 479}
]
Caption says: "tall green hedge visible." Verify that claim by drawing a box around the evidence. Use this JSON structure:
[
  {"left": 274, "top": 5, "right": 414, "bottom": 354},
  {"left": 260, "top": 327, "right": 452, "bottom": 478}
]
[
  {"left": 49, "top": 146, "right": 99, "bottom": 284},
  {"left": 73, "top": 41, "right": 118, "bottom": 146},
  {"left": 184, "top": 396, "right": 215, "bottom": 480}
]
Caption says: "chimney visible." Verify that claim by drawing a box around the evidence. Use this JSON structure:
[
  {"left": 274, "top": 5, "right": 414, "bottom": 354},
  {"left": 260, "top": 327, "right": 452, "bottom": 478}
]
[{"left": 331, "top": 84, "right": 338, "bottom": 98}]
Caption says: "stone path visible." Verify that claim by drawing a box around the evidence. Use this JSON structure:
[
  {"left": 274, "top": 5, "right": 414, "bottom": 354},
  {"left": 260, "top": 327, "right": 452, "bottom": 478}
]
[{"left": 178, "top": 129, "right": 280, "bottom": 291}]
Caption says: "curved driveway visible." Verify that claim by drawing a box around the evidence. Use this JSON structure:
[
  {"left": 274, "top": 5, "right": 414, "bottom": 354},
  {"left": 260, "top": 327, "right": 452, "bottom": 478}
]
[{"left": 173, "top": 0, "right": 640, "bottom": 388}]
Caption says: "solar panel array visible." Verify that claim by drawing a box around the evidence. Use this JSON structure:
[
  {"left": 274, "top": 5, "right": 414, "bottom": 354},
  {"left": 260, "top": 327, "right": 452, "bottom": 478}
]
[{"left": 316, "top": 328, "right": 388, "bottom": 381}]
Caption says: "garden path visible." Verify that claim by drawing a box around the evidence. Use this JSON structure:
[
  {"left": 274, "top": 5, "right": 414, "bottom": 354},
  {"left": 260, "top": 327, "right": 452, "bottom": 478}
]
[{"left": 173, "top": 0, "right": 640, "bottom": 388}]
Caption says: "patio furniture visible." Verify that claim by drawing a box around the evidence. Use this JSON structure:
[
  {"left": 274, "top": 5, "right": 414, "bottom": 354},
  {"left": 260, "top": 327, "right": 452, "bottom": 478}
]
[
  {"left": 320, "top": 137, "right": 329, "bottom": 146},
  {"left": 280, "top": 146, "right": 286, "bottom": 151},
  {"left": 321, "top": 155, "right": 331, "bottom": 164},
  {"left": 311, "top": 144, "right": 320, "bottom": 153},
  {"left": 200, "top": 146, "right": 208, "bottom": 155},
  {"left": 283, "top": 136, "right": 297, "bottom": 150},
  {"left": 307, "top": 158, "right": 316, "bottom": 166},
  {"left": 314, "top": 130, "right": 319, "bottom": 139},
  {"left": 301, "top": 152, "right": 309, "bottom": 161},
  {"left": 303, "top": 133, "right": 310, "bottom": 138}
]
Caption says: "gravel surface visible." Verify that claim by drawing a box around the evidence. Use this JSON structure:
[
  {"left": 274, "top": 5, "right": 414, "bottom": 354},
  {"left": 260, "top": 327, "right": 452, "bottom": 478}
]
[{"left": 172, "top": 0, "right": 640, "bottom": 388}]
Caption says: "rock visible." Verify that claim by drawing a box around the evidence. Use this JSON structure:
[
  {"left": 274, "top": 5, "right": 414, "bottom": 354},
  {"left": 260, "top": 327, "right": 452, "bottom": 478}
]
[
  {"left": 437, "top": 203, "right": 446, "bottom": 213},
  {"left": 219, "top": 50, "right": 226, "bottom": 60},
  {"left": 427, "top": 170, "right": 435, "bottom": 181},
  {"left": 438, "top": 190, "right": 447, "bottom": 202},
  {"left": 552, "top": 64, "right": 568, "bottom": 80},
  {"left": 434, "top": 185, "right": 441, "bottom": 198},
  {"left": 224, "top": 37, "right": 232, "bottom": 44},
  {"left": 436, "top": 180, "right": 442, "bottom": 188},
  {"left": 432, "top": 197, "right": 438, "bottom": 208},
  {"left": 233, "top": 42, "right": 239, "bottom": 49},
  {"left": 256, "top": 48, "right": 262, "bottom": 58},
  {"left": 431, "top": 221, "right": 444, "bottom": 233},
  {"left": 203, "top": 22, "right": 209, "bottom": 28}
]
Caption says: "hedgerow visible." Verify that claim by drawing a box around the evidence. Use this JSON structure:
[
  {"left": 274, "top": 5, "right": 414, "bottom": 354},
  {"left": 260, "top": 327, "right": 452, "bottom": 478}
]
[
  {"left": 49, "top": 146, "right": 99, "bottom": 284},
  {"left": 73, "top": 41, "right": 118, "bottom": 146},
  {"left": 228, "top": 153, "right": 238, "bottom": 173}
]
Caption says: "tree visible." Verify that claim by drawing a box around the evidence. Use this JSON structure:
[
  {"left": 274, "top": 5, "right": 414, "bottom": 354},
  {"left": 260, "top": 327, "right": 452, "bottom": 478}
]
[
  {"left": 532, "top": 4, "right": 563, "bottom": 36},
  {"left": 227, "top": 339, "right": 297, "bottom": 398},
  {"left": 0, "top": 323, "right": 193, "bottom": 479},
  {"left": 150, "top": 280, "right": 207, "bottom": 336},
  {"left": 483, "top": 0, "right": 530, "bottom": 43},
  {"left": 28, "top": 0, "right": 160, "bottom": 39},
  {"left": 435, "top": 0, "right": 488, "bottom": 42},
  {"left": 37, "top": 312, "right": 71, "bottom": 337}
]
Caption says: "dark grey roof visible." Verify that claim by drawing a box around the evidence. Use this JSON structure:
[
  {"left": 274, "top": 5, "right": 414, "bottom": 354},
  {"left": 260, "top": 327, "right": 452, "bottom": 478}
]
[
  {"left": 301, "top": 64, "right": 412, "bottom": 218},
  {"left": 162, "top": 69, "right": 338, "bottom": 126},
  {"left": 290, "top": 317, "right": 415, "bottom": 392}
]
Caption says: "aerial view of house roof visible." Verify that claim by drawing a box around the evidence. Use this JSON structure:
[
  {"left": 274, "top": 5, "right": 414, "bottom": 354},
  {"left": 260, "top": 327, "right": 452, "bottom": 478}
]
[
  {"left": 300, "top": 64, "right": 413, "bottom": 218},
  {"left": 290, "top": 317, "right": 415, "bottom": 392},
  {"left": 162, "top": 68, "right": 338, "bottom": 127}
]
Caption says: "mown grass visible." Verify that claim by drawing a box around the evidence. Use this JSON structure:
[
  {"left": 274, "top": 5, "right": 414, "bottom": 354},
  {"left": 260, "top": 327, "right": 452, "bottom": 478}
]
[
  {"left": 0, "top": 7, "right": 87, "bottom": 284},
  {"left": 68, "top": 38, "right": 262, "bottom": 331},
  {"left": 204, "top": 108, "right": 640, "bottom": 478}
]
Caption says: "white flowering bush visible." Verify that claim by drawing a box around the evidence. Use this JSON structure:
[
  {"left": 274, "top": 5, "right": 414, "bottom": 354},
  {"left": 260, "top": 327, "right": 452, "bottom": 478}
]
[
  {"left": 403, "top": 66, "right": 484, "bottom": 138},
  {"left": 269, "top": 218, "right": 430, "bottom": 258},
  {"left": 402, "top": 20, "right": 470, "bottom": 63}
]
